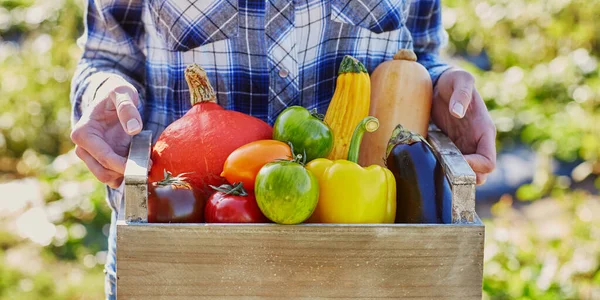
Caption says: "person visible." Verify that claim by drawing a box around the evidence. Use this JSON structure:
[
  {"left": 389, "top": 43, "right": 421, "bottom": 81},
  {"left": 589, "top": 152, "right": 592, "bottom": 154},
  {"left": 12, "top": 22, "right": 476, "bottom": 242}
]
[{"left": 70, "top": 0, "right": 497, "bottom": 298}]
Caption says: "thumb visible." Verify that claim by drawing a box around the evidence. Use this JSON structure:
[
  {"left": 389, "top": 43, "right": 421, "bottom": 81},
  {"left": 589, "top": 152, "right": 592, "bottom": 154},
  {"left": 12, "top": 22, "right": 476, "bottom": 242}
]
[
  {"left": 449, "top": 72, "right": 475, "bottom": 119},
  {"left": 110, "top": 85, "right": 143, "bottom": 135}
]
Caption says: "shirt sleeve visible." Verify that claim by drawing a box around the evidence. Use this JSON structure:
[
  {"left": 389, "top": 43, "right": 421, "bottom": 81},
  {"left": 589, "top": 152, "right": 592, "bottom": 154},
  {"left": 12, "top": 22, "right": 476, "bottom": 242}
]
[
  {"left": 405, "top": 0, "right": 451, "bottom": 86},
  {"left": 70, "top": 0, "right": 146, "bottom": 126}
]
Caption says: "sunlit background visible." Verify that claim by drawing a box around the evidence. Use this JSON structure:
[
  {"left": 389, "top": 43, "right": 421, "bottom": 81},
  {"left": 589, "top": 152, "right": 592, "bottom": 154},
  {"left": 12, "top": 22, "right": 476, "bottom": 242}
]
[{"left": 0, "top": 0, "right": 598, "bottom": 299}]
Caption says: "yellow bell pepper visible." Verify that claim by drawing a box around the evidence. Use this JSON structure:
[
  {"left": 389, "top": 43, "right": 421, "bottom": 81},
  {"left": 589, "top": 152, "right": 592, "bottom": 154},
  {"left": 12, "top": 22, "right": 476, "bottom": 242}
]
[{"left": 306, "top": 117, "right": 396, "bottom": 223}]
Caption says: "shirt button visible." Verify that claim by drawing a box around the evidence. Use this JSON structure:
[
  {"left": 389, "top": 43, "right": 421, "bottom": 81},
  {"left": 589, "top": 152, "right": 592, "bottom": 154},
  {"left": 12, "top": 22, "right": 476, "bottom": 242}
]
[{"left": 278, "top": 69, "right": 289, "bottom": 78}]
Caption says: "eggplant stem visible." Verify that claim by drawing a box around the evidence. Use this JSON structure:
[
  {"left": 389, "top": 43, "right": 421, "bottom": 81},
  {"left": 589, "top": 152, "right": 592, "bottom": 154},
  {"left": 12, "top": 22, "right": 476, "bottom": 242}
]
[
  {"left": 385, "top": 124, "right": 433, "bottom": 158},
  {"left": 347, "top": 116, "right": 379, "bottom": 164}
]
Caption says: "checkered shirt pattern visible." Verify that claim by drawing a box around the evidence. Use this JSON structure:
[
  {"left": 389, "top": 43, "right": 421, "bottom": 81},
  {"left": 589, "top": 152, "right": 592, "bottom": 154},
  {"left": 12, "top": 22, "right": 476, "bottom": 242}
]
[
  {"left": 71, "top": 0, "right": 450, "bottom": 142},
  {"left": 70, "top": 2, "right": 450, "bottom": 298}
]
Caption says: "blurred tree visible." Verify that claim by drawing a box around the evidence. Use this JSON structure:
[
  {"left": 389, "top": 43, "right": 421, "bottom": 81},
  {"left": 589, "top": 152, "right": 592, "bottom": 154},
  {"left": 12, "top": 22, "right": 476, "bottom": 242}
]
[
  {"left": 0, "top": 0, "right": 598, "bottom": 299},
  {"left": 444, "top": 0, "right": 600, "bottom": 199},
  {"left": 0, "top": 0, "right": 84, "bottom": 178}
]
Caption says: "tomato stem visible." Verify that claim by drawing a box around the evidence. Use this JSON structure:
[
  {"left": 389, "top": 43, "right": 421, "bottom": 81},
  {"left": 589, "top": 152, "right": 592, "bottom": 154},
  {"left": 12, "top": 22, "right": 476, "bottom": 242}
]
[
  {"left": 155, "top": 170, "right": 193, "bottom": 189},
  {"left": 210, "top": 182, "right": 248, "bottom": 196},
  {"left": 277, "top": 141, "right": 307, "bottom": 165},
  {"left": 347, "top": 116, "right": 379, "bottom": 164}
]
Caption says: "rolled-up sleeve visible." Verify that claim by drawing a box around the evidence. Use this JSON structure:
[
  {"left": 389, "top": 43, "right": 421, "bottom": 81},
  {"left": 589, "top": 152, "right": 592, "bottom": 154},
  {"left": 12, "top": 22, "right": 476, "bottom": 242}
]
[
  {"left": 70, "top": 0, "right": 146, "bottom": 126},
  {"left": 406, "top": 0, "right": 451, "bottom": 86}
]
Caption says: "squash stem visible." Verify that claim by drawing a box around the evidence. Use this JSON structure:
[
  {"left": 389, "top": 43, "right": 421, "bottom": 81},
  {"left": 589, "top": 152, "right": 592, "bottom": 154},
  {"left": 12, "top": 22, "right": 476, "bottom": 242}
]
[
  {"left": 185, "top": 64, "right": 217, "bottom": 105},
  {"left": 392, "top": 49, "right": 417, "bottom": 61},
  {"left": 347, "top": 117, "right": 379, "bottom": 163},
  {"left": 338, "top": 55, "right": 368, "bottom": 74}
]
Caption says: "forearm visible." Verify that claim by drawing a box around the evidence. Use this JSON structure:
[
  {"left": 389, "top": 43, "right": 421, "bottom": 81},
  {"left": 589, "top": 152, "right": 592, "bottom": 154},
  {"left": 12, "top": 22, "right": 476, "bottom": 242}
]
[
  {"left": 406, "top": 0, "right": 450, "bottom": 87},
  {"left": 70, "top": 0, "right": 146, "bottom": 125}
]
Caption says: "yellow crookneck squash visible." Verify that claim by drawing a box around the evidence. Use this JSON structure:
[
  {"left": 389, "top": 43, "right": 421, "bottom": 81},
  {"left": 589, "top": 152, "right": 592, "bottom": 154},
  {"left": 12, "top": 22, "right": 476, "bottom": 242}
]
[
  {"left": 358, "top": 49, "right": 433, "bottom": 167},
  {"left": 324, "top": 55, "right": 371, "bottom": 160}
]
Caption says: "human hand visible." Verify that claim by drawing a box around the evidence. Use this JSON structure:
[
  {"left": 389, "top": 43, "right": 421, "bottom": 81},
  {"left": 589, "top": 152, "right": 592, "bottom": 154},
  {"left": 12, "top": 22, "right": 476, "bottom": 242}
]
[
  {"left": 70, "top": 75, "right": 142, "bottom": 188},
  {"left": 431, "top": 68, "right": 497, "bottom": 185}
]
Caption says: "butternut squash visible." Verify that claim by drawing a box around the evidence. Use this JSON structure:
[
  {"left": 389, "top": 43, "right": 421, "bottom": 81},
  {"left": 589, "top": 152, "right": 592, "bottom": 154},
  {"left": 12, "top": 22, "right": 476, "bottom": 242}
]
[
  {"left": 358, "top": 49, "right": 433, "bottom": 167},
  {"left": 324, "top": 55, "right": 371, "bottom": 160}
]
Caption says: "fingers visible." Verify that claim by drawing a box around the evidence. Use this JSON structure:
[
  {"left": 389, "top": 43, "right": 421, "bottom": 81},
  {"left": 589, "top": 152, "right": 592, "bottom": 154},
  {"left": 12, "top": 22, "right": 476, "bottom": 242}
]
[
  {"left": 108, "top": 83, "right": 143, "bottom": 135},
  {"left": 71, "top": 74, "right": 140, "bottom": 188},
  {"left": 465, "top": 153, "right": 495, "bottom": 174},
  {"left": 464, "top": 124, "right": 497, "bottom": 185},
  {"left": 475, "top": 173, "right": 488, "bottom": 185},
  {"left": 75, "top": 146, "right": 124, "bottom": 189},
  {"left": 71, "top": 127, "right": 127, "bottom": 174},
  {"left": 448, "top": 71, "right": 475, "bottom": 119},
  {"left": 466, "top": 152, "right": 494, "bottom": 186}
]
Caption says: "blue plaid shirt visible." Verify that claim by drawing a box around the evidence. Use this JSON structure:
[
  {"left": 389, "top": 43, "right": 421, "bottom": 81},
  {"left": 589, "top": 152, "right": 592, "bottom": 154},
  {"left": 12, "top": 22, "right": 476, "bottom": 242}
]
[{"left": 70, "top": 0, "right": 450, "bottom": 298}]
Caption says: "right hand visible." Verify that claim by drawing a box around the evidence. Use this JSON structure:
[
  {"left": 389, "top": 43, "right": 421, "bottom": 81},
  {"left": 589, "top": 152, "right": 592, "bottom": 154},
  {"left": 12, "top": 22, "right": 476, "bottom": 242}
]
[{"left": 70, "top": 75, "right": 143, "bottom": 188}]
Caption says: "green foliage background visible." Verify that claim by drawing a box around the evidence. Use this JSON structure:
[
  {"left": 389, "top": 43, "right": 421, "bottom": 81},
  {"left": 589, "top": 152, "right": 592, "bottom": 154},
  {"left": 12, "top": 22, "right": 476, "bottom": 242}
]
[{"left": 0, "top": 0, "right": 598, "bottom": 299}]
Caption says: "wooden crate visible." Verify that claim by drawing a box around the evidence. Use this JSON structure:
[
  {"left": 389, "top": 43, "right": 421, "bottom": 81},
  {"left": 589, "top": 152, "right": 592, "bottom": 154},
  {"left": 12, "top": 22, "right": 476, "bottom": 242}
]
[{"left": 116, "top": 129, "right": 485, "bottom": 299}]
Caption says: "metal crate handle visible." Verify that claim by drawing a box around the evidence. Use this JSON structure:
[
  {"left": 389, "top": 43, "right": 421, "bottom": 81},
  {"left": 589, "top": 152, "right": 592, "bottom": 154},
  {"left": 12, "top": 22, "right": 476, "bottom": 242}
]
[
  {"left": 123, "top": 130, "right": 152, "bottom": 223},
  {"left": 123, "top": 129, "right": 477, "bottom": 224},
  {"left": 427, "top": 130, "right": 477, "bottom": 223}
]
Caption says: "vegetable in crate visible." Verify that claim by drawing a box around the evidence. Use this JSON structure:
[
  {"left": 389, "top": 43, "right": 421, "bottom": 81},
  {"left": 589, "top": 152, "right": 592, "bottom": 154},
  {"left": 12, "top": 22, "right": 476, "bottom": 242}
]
[
  {"left": 324, "top": 55, "right": 371, "bottom": 160},
  {"left": 272, "top": 106, "right": 333, "bottom": 162},
  {"left": 221, "top": 140, "right": 292, "bottom": 190},
  {"left": 205, "top": 182, "right": 269, "bottom": 223},
  {"left": 385, "top": 124, "right": 452, "bottom": 224},
  {"left": 148, "top": 170, "right": 204, "bottom": 223},
  {"left": 149, "top": 64, "right": 272, "bottom": 198},
  {"left": 306, "top": 117, "right": 396, "bottom": 224},
  {"left": 254, "top": 152, "right": 319, "bottom": 225},
  {"left": 359, "top": 49, "right": 432, "bottom": 167}
]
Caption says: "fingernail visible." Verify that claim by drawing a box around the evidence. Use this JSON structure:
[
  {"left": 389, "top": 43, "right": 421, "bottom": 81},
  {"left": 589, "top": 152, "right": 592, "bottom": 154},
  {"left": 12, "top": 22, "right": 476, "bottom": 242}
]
[
  {"left": 126, "top": 119, "right": 141, "bottom": 133},
  {"left": 452, "top": 102, "right": 465, "bottom": 118}
]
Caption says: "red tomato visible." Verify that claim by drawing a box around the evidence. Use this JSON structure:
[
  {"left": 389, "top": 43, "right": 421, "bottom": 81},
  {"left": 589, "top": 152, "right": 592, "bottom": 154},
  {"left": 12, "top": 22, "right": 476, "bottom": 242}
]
[
  {"left": 205, "top": 183, "right": 269, "bottom": 223},
  {"left": 221, "top": 140, "right": 292, "bottom": 191},
  {"left": 148, "top": 171, "right": 205, "bottom": 223}
]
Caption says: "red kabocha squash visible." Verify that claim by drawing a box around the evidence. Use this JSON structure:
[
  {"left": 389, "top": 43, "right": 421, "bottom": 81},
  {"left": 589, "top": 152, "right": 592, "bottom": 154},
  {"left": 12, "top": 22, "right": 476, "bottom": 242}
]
[{"left": 148, "top": 64, "right": 273, "bottom": 198}]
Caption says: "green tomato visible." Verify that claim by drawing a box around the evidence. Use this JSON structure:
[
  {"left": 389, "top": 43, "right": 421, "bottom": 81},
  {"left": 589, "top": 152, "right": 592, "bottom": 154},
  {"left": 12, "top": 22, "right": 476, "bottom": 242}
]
[
  {"left": 273, "top": 106, "right": 334, "bottom": 162},
  {"left": 254, "top": 160, "right": 319, "bottom": 225}
]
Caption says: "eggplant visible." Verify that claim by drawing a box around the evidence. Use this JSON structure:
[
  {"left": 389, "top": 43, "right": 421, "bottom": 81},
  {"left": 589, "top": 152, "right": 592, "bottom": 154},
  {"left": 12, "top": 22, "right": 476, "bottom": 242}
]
[{"left": 385, "top": 125, "right": 452, "bottom": 224}]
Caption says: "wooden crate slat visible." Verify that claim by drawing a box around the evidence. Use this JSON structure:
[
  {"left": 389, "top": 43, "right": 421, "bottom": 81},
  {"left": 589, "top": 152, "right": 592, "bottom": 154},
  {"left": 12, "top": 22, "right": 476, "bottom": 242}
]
[{"left": 117, "top": 223, "right": 484, "bottom": 299}]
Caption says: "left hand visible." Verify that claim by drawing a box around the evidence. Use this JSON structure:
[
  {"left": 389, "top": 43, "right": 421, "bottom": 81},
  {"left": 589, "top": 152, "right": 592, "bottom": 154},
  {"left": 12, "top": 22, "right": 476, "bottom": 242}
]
[{"left": 431, "top": 68, "right": 497, "bottom": 185}]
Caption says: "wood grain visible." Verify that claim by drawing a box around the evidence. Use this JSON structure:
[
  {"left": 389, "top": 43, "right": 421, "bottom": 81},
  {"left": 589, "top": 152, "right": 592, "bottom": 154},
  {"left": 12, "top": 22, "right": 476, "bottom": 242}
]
[
  {"left": 123, "top": 130, "right": 152, "bottom": 223},
  {"left": 116, "top": 222, "right": 484, "bottom": 299}
]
